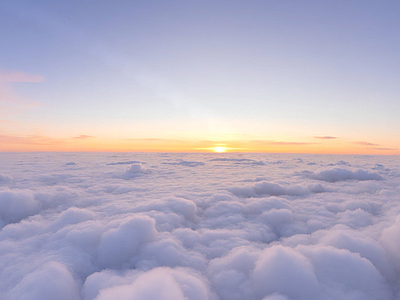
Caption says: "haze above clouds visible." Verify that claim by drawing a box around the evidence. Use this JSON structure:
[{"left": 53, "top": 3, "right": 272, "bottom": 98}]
[{"left": 1, "top": 153, "right": 400, "bottom": 299}]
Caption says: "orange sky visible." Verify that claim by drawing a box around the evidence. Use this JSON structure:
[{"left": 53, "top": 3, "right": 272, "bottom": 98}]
[{"left": 0, "top": 133, "right": 398, "bottom": 155}]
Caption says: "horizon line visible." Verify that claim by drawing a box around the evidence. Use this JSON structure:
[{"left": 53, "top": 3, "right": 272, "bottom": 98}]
[{"left": 0, "top": 150, "right": 398, "bottom": 156}]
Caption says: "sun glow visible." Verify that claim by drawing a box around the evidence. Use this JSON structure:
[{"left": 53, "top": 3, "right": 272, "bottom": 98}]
[{"left": 213, "top": 146, "right": 227, "bottom": 153}]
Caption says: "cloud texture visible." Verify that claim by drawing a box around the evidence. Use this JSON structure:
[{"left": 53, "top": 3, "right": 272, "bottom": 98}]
[{"left": 0, "top": 153, "right": 400, "bottom": 300}]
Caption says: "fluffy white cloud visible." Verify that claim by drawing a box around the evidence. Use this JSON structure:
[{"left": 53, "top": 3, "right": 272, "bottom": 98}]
[
  {"left": 0, "top": 174, "right": 13, "bottom": 185},
  {"left": 0, "top": 153, "right": 400, "bottom": 299},
  {"left": 229, "top": 181, "right": 324, "bottom": 198},
  {"left": 253, "top": 246, "right": 319, "bottom": 300},
  {"left": 121, "top": 163, "right": 151, "bottom": 179},
  {"left": 163, "top": 159, "right": 205, "bottom": 167},
  {"left": 6, "top": 262, "right": 80, "bottom": 300},
  {"left": 0, "top": 190, "right": 40, "bottom": 225},
  {"left": 91, "top": 268, "right": 216, "bottom": 300},
  {"left": 309, "top": 168, "right": 383, "bottom": 182},
  {"left": 97, "top": 215, "right": 157, "bottom": 269}
]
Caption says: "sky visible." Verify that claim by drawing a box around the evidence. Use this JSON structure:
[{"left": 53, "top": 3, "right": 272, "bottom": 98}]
[{"left": 0, "top": 0, "right": 399, "bottom": 154}]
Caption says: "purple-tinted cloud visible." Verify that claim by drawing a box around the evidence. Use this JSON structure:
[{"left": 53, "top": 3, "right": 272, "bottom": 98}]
[
  {"left": 369, "top": 147, "right": 398, "bottom": 151},
  {"left": 354, "top": 141, "right": 379, "bottom": 146},
  {"left": 314, "top": 136, "right": 337, "bottom": 140},
  {"left": 0, "top": 70, "right": 44, "bottom": 83},
  {"left": 72, "top": 135, "right": 94, "bottom": 140}
]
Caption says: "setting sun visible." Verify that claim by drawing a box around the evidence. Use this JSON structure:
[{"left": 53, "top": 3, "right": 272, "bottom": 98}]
[{"left": 213, "top": 146, "right": 227, "bottom": 153}]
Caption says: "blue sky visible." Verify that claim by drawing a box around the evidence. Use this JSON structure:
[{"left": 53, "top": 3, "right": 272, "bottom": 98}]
[{"left": 0, "top": 0, "right": 399, "bottom": 152}]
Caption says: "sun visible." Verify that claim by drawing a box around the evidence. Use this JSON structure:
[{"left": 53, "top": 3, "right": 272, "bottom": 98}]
[{"left": 213, "top": 146, "right": 227, "bottom": 153}]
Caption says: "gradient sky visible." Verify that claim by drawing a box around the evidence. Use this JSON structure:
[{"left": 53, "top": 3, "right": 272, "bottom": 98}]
[{"left": 1, "top": 0, "right": 399, "bottom": 153}]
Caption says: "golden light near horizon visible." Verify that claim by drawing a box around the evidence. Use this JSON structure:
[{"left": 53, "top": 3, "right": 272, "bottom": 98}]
[{"left": 213, "top": 146, "right": 227, "bottom": 153}]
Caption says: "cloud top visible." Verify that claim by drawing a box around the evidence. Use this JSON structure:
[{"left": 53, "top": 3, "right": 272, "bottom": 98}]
[
  {"left": 0, "top": 153, "right": 399, "bottom": 300},
  {"left": 309, "top": 168, "right": 383, "bottom": 182}
]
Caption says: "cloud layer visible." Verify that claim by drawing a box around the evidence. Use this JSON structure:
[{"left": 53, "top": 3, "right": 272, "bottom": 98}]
[{"left": 0, "top": 153, "right": 399, "bottom": 300}]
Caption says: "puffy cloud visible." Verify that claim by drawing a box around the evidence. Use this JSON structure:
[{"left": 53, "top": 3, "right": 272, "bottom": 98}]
[
  {"left": 107, "top": 160, "right": 141, "bottom": 165},
  {"left": 85, "top": 268, "right": 215, "bottom": 300},
  {"left": 298, "top": 245, "right": 392, "bottom": 300},
  {"left": 379, "top": 214, "right": 400, "bottom": 273},
  {"left": 82, "top": 269, "right": 140, "bottom": 300},
  {"left": 163, "top": 159, "right": 205, "bottom": 167},
  {"left": 0, "top": 190, "right": 40, "bottom": 225},
  {"left": 97, "top": 215, "right": 157, "bottom": 269},
  {"left": 0, "top": 174, "right": 13, "bottom": 184},
  {"left": 208, "top": 246, "right": 259, "bottom": 300},
  {"left": 263, "top": 294, "right": 290, "bottom": 300},
  {"left": 36, "top": 174, "right": 71, "bottom": 186},
  {"left": 309, "top": 168, "right": 383, "bottom": 182},
  {"left": 252, "top": 246, "right": 319, "bottom": 300},
  {"left": 52, "top": 207, "right": 96, "bottom": 230},
  {"left": 210, "top": 158, "right": 265, "bottom": 165},
  {"left": 327, "top": 160, "right": 350, "bottom": 166},
  {"left": 229, "top": 181, "right": 324, "bottom": 198},
  {"left": 132, "top": 197, "right": 199, "bottom": 230},
  {"left": 321, "top": 230, "right": 396, "bottom": 281},
  {"left": 210, "top": 158, "right": 255, "bottom": 162},
  {"left": 1, "top": 153, "right": 400, "bottom": 299},
  {"left": 6, "top": 262, "right": 80, "bottom": 300},
  {"left": 121, "top": 163, "right": 150, "bottom": 179}
]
